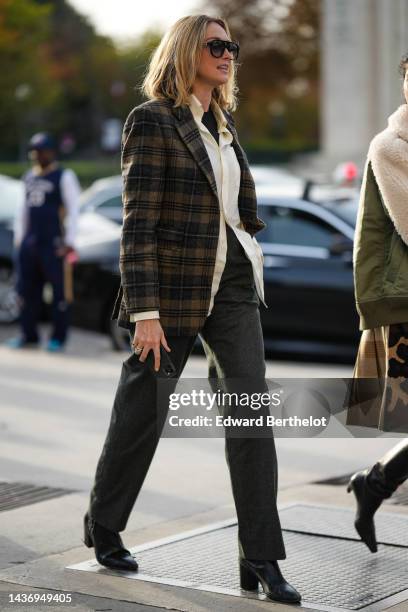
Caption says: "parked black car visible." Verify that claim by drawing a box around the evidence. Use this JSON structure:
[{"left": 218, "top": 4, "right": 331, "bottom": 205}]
[
  {"left": 256, "top": 194, "right": 359, "bottom": 360},
  {"left": 70, "top": 212, "right": 123, "bottom": 348},
  {"left": 0, "top": 173, "right": 360, "bottom": 360},
  {"left": 73, "top": 190, "right": 359, "bottom": 359},
  {"left": 78, "top": 168, "right": 307, "bottom": 225}
]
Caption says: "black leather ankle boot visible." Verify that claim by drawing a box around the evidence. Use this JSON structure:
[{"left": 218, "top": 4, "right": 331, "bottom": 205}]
[
  {"left": 347, "top": 470, "right": 383, "bottom": 553},
  {"left": 347, "top": 441, "right": 408, "bottom": 553},
  {"left": 83, "top": 513, "right": 138, "bottom": 571},
  {"left": 239, "top": 557, "right": 301, "bottom": 604}
]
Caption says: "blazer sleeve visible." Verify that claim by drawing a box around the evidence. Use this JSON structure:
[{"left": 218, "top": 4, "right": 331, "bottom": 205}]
[{"left": 119, "top": 105, "right": 165, "bottom": 314}]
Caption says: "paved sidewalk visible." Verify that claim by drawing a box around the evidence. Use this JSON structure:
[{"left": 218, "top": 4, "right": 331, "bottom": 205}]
[
  {"left": 1, "top": 325, "right": 406, "bottom": 611},
  {"left": 1, "top": 482, "right": 408, "bottom": 611}
]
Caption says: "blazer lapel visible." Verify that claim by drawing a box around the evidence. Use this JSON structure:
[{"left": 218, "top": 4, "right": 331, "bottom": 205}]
[{"left": 172, "top": 105, "right": 219, "bottom": 201}]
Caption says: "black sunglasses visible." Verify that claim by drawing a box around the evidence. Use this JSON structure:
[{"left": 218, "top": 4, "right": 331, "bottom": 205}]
[{"left": 203, "top": 39, "right": 240, "bottom": 60}]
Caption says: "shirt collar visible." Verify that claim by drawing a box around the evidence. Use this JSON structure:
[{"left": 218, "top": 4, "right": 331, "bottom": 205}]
[{"left": 188, "top": 93, "right": 229, "bottom": 134}]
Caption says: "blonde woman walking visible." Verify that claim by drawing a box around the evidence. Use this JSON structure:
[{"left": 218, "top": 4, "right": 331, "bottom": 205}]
[{"left": 83, "top": 15, "right": 300, "bottom": 604}]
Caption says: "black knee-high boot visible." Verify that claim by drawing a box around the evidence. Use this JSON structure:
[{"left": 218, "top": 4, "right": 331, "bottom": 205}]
[{"left": 347, "top": 439, "right": 408, "bottom": 552}]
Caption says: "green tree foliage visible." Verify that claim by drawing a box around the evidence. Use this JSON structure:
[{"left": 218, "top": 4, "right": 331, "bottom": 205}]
[
  {"left": 117, "top": 29, "right": 163, "bottom": 114},
  {"left": 0, "top": 0, "right": 59, "bottom": 158},
  {"left": 0, "top": 0, "right": 319, "bottom": 160},
  {"left": 33, "top": 0, "right": 122, "bottom": 154},
  {"left": 0, "top": 0, "right": 103, "bottom": 157},
  {"left": 0, "top": 0, "right": 157, "bottom": 158}
]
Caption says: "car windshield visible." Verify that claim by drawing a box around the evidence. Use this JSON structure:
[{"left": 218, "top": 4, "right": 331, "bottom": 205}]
[
  {"left": 250, "top": 166, "right": 303, "bottom": 187},
  {"left": 79, "top": 184, "right": 102, "bottom": 207},
  {"left": 326, "top": 199, "right": 358, "bottom": 227},
  {"left": 79, "top": 178, "right": 122, "bottom": 208}
]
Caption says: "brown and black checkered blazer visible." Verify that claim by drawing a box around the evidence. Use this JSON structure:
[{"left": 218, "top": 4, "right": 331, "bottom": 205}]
[{"left": 111, "top": 97, "right": 266, "bottom": 336}]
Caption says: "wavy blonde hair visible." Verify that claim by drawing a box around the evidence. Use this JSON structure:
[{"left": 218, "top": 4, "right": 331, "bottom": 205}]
[{"left": 141, "top": 14, "right": 239, "bottom": 111}]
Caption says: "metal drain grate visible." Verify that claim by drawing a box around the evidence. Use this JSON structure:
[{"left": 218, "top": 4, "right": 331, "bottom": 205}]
[
  {"left": 280, "top": 503, "right": 408, "bottom": 547},
  {"left": 67, "top": 506, "right": 408, "bottom": 611},
  {"left": 0, "top": 481, "right": 74, "bottom": 512}
]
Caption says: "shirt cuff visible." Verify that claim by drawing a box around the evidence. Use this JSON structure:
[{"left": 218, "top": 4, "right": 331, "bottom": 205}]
[{"left": 129, "top": 310, "right": 160, "bottom": 322}]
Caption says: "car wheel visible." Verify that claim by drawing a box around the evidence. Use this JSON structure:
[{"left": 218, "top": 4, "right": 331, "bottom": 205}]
[
  {"left": 0, "top": 266, "right": 20, "bottom": 324},
  {"left": 109, "top": 318, "right": 132, "bottom": 352}
]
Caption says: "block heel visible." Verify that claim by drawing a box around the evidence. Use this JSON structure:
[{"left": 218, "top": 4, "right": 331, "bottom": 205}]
[
  {"left": 239, "top": 561, "right": 259, "bottom": 591},
  {"left": 239, "top": 558, "right": 301, "bottom": 603},
  {"left": 83, "top": 513, "right": 93, "bottom": 548}
]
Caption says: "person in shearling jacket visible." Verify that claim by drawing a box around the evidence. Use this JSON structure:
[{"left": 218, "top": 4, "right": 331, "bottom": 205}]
[
  {"left": 346, "top": 53, "right": 408, "bottom": 553},
  {"left": 83, "top": 14, "right": 301, "bottom": 604},
  {"left": 346, "top": 52, "right": 408, "bottom": 433}
]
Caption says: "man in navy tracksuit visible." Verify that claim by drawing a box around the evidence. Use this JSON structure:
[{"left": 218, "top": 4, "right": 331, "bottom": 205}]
[{"left": 8, "top": 133, "right": 81, "bottom": 351}]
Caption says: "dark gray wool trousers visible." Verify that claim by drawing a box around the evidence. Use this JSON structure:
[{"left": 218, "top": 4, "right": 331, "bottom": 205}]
[{"left": 88, "top": 223, "right": 286, "bottom": 560}]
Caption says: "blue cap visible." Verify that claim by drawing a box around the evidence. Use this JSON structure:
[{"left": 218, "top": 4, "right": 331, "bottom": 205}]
[{"left": 28, "top": 132, "right": 56, "bottom": 151}]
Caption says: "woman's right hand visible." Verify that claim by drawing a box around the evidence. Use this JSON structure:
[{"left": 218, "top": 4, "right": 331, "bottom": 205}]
[{"left": 133, "top": 319, "right": 171, "bottom": 372}]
